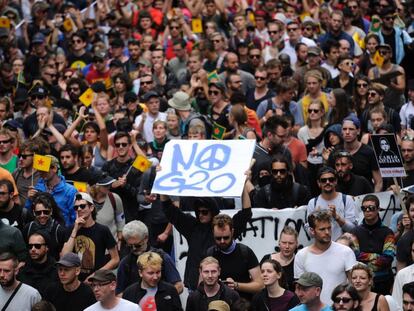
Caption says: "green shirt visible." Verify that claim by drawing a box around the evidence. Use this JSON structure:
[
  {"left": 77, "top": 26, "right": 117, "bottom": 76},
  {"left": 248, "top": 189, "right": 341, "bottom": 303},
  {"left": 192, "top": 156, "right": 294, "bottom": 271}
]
[{"left": 0, "top": 155, "right": 18, "bottom": 173}]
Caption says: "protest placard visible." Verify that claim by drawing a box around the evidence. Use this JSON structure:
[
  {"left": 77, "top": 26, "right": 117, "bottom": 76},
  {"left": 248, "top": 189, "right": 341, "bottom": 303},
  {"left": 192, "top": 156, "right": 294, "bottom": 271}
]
[
  {"left": 151, "top": 140, "right": 256, "bottom": 197},
  {"left": 370, "top": 134, "right": 406, "bottom": 178}
]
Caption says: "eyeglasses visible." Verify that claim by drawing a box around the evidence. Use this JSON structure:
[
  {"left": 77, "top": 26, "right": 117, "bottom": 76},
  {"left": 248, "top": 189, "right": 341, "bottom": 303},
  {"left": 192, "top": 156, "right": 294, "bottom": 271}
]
[
  {"left": 308, "top": 109, "right": 320, "bottom": 113},
  {"left": 74, "top": 203, "right": 89, "bottom": 210},
  {"left": 212, "top": 39, "right": 221, "bottom": 43},
  {"left": 68, "top": 87, "right": 80, "bottom": 92},
  {"left": 287, "top": 27, "right": 299, "bottom": 32},
  {"left": 198, "top": 209, "right": 210, "bottom": 216},
  {"left": 63, "top": 74, "right": 73, "bottom": 79},
  {"left": 115, "top": 142, "right": 129, "bottom": 148},
  {"left": 333, "top": 297, "right": 352, "bottom": 304},
  {"left": 19, "top": 153, "right": 34, "bottom": 159},
  {"left": 85, "top": 27, "right": 94, "bottom": 31},
  {"left": 255, "top": 76, "right": 266, "bottom": 80},
  {"left": 170, "top": 26, "right": 180, "bottom": 29},
  {"left": 34, "top": 209, "right": 51, "bottom": 216},
  {"left": 379, "top": 50, "right": 389, "bottom": 56},
  {"left": 0, "top": 191, "right": 9, "bottom": 196},
  {"left": 367, "top": 91, "right": 378, "bottom": 97},
  {"left": 268, "top": 31, "right": 279, "bottom": 35},
  {"left": 319, "top": 177, "right": 336, "bottom": 183},
  {"left": 31, "top": 95, "right": 45, "bottom": 100},
  {"left": 357, "top": 83, "right": 368, "bottom": 88},
  {"left": 28, "top": 243, "right": 46, "bottom": 249},
  {"left": 72, "top": 39, "right": 82, "bottom": 44},
  {"left": 208, "top": 90, "right": 220, "bottom": 96},
  {"left": 303, "top": 27, "right": 313, "bottom": 31},
  {"left": 271, "top": 168, "right": 287, "bottom": 175},
  {"left": 348, "top": 5, "right": 358, "bottom": 9},
  {"left": 361, "top": 205, "right": 378, "bottom": 212},
  {"left": 90, "top": 282, "right": 112, "bottom": 289},
  {"left": 0, "top": 139, "right": 11, "bottom": 145},
  {"left": 250, "top": 55, "right": 261, "bottom": 59},
  {"left": 141, "top": 81, "right": 153, "bottom": 85},
  {"left": 215, "top": 236, "right": 231, "bottom": 241}
]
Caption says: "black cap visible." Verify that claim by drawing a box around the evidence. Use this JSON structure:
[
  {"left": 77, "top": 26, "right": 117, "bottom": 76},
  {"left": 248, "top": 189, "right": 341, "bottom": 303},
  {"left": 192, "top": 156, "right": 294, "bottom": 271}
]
[
  {"left": 14, "top": 88, "right": 28, "bottom": 104},
  {"left": 91, "top": 81, "right": 106, "bottom": 93},
  {"left": 142, "top": 91, "right": 159, "bottom": 102},
  {"left": 109, "top": 59, "right": 123, "bottom": 68},
  {"left": 111, "top": 37, "right": 125, "bottom": 48},
  {"left": 30, "top": 84, "right": 48, "bottom": 96},
  {"left": 89, "top": 270, "right": 116, "bottom": 282}
]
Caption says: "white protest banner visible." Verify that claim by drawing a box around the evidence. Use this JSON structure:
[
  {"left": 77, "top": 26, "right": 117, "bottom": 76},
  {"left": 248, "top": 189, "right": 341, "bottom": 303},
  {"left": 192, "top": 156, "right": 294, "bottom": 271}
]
[
  {"left": 370, "top": 134, "right": 406, "bottom": 178},
  {"left": 152, "top": 140, "right": 256, "bottom": 197}
]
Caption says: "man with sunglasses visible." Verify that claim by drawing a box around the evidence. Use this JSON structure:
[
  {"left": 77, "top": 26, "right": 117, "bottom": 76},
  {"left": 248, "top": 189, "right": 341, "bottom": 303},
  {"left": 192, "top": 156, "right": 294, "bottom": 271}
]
[
  {"left": 18, "top": 231, "right": 58, "bottom": 297},
  {"left": 85, "top": 49, "right": 110, "bottom": 85},
  {"left": 401, "top": 135, "right": 414, "bottom": 187},
  {"left": 378, "top": 6, "right": 412, "bottom": 65},
  {"left": 295, "top": 210, "right": 356, "bottom": 304},
  {"left": 368, "top": 42, "right": 406, "bottom": 111},
  {"left": 306, "top": 166, "right": 357, "bottom": 241},
  {"left": 350, "top": 194, "right": 395, "bottom": 294},
  {"left": 251, "top": 154, "right": 310, "bottom": 209},
  {"left": 206, "top": 213, "right": 263, "bottom": 301},
  {"left": 116, "top": 220, "right": 182, "bottom": 295},
  {"left": 61, "top": 192, "right": 120, "bottom": 282}
]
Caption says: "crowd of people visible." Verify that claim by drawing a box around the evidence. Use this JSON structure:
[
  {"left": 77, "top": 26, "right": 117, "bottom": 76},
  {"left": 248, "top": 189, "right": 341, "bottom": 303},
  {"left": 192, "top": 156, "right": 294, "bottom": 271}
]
[{"left": 0, "top": 0, "right": 414, "bottom": 309}]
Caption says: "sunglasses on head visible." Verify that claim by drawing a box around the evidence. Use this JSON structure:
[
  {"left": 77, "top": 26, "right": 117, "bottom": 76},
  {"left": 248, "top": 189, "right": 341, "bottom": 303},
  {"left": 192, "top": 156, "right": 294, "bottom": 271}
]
[
  {"left": 34, "top": 209, "right": 51, "bottom": 216},
  {"left": 361, "top": 205, "right": 378, "bottom": 212},
  {"left": 333, "top": 297, "right": 352, "bottom": 304},
  {"left": 28, "top": 243, "right": 46, "bottom": 249},
  {"left": 319, "top": 177, "right": 336, "bottom": 183},
  {"left": 74, "top": 203, "right": 89, "bottom": 210}
]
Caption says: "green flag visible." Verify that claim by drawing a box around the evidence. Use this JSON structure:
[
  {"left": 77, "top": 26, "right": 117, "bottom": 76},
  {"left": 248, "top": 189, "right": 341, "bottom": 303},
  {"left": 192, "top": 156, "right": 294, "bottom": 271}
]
[{"left": 212, "top": 122, "right": 226, "bottom": 140}]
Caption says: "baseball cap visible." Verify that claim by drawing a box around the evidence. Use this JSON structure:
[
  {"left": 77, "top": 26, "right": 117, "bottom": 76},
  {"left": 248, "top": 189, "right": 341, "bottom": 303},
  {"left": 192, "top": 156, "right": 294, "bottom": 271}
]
[
  {"left": 308, "top": 46, "right": 321, "bottom": 56},
  {"left": 54, "top": 98, "right": 73, "bottom": 110},
  {"left": 30, "top": 84, "right": 48, "bottom": 97},
  {"left": 89, "top": 270, "right": 116, "bottom": 283},
  {"left": 376, "top": 43, "right": 392, "bottom": 51},
  {"left": 143, "top": 91, "right": 159, "bottom": 102},
  {"left": 296, "top": 272, "right": 323, "bottom": 288},
  {"left": 109, "top": 59, "right": 123, "bottom": 68},
  {"left": 75, "top": 192, "right": 94, "bottom": 204},
  {"left": 56, "top": 253, "right": 81, "bottom": 267},
  {"left": 208, "top": 300, "right": 230, "bottom": 311},
  {"left": 96, "top": 174, "right": 116, "bottom": 187},
  {"left": 32, "top": 32, "right": 46, "bottom": 44},
  {"left": 111, "top": 37, "right": 125, "bottom": 48},
  {"left": 209, "top": 81, "right": 225, "bottom": 92},
  {"left": 14, "top": 87, "right": 28, "bottom": 104}
]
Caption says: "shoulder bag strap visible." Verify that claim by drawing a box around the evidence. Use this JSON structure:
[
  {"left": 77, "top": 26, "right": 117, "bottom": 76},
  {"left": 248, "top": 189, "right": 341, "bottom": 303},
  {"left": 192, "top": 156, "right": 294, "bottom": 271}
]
[{"left": 1, "top": 282, "right": 23, "bottom": 311}]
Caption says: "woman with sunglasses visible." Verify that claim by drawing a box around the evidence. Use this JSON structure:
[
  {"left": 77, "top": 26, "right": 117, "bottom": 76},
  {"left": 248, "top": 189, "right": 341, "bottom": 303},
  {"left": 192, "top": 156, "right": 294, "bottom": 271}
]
[
  {"left": 331, "top": 284, "right": 361, "bottom": 311},
  {"left": 331, "top": 55, "right": 355, "bottom": 97},
  {"left": 252, "top": 259, "right": 299, "bottom": 311},
  {"left": 23, "top": 192, "right": 67, "bottom": 260},
  {"left": 350, "top": 263, "right": 390, "bottom": 311},
  {"left": 352, "top": 76, "right": 370, "bottom": 116}
]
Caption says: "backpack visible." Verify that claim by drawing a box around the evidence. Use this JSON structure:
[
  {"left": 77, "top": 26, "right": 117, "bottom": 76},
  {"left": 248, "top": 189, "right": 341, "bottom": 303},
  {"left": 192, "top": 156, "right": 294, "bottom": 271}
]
[
  {"left": 183, "top": 113, "right": 213, "bottom": 139},
  {"left": 27, "top": 219, "right": 61, "bottom": 245},
  {"left": 313, "top": 193, "right": 347, "bottom": 210}
]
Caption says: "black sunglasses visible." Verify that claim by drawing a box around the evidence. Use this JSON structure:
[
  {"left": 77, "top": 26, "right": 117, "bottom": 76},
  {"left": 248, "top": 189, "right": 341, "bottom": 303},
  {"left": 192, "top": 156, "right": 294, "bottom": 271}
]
[
  {"left": 361, "top": 205, "right": 378, "bottom": 212},
  {"left": 28, "top": 243, "right": 46, "bottom": 249},
  {"left": 74, "top": 203, "right": 89, "bottom": 210},
  {"left": 333, "top": 297, "right": 352, "bottom": 304},
  {"left": 19, "top": 153, "right": 34, "bottom": 159},
  {"left": 271, "top": 168, "right": 287, "bottom": 175},
  {"left": 34, "top": 209, "right": 51, "bottom": 216},
  {"left": 198, "top": 209, "right": 210, "bottom": 216},
  {"left": 319, "top": 177, "right": 336, "bottom": 183},
  {"left": 308, "top": 109, "right": 320, "bottom": 113},
  {"left": 115, "top": 142, "right": 129, "bottom": 148}
]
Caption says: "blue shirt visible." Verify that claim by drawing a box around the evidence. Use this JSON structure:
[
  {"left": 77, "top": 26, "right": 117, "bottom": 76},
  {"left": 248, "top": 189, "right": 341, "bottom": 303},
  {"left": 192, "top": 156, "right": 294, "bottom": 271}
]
[{"left": 290, "top": 303, "right": 333, "bottom": 311}]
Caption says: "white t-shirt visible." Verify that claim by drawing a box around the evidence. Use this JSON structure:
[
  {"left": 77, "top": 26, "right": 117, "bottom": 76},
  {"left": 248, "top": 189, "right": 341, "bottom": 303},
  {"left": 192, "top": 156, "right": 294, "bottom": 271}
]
[
  {"left": 0, "top": 283, "right": 41, "bottom": 311},
  {"left": 399, "top": 101, "right": 414, "bottom": 128},
  {"left": 84, "top": 298, "right": 141, "bottom": 311},
  {"left": 134, "top": 112, "right": 167, "bottom": 143},
  {"left": 306, "top": 193, "right": 357, "bottom": 241},
  {"left": 294, "top": 241, "right": 357, "bottom": 305}
]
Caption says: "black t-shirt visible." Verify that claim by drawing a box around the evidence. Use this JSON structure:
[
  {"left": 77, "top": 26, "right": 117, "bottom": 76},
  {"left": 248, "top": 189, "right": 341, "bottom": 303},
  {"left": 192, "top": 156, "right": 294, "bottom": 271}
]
[
  {"left": 351, "top": 144, "right": 379, "bottom": 184},
  {"left": 208, "top": 243, "right": 259, "bottom": 300},
  {"left": 336, "top": 173, "right": 374, "bottom": 196},
  {"left": 45, "top": 282, "right": 96, "bottom": 311},
  {"left": 0, "top": 204, "right": 32, "bottom": 231},
  {"left": 63, "top": 167, "right": 102, "bottom": 185},
  {"left": 67, "top": 52, "right": 94, "bottom": 69},
  {"left": 66, "top": 223, "right": 117, "bottom": 280},
  {"left": 403, "top": 170, "right": 414, "bottom": 187}
]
